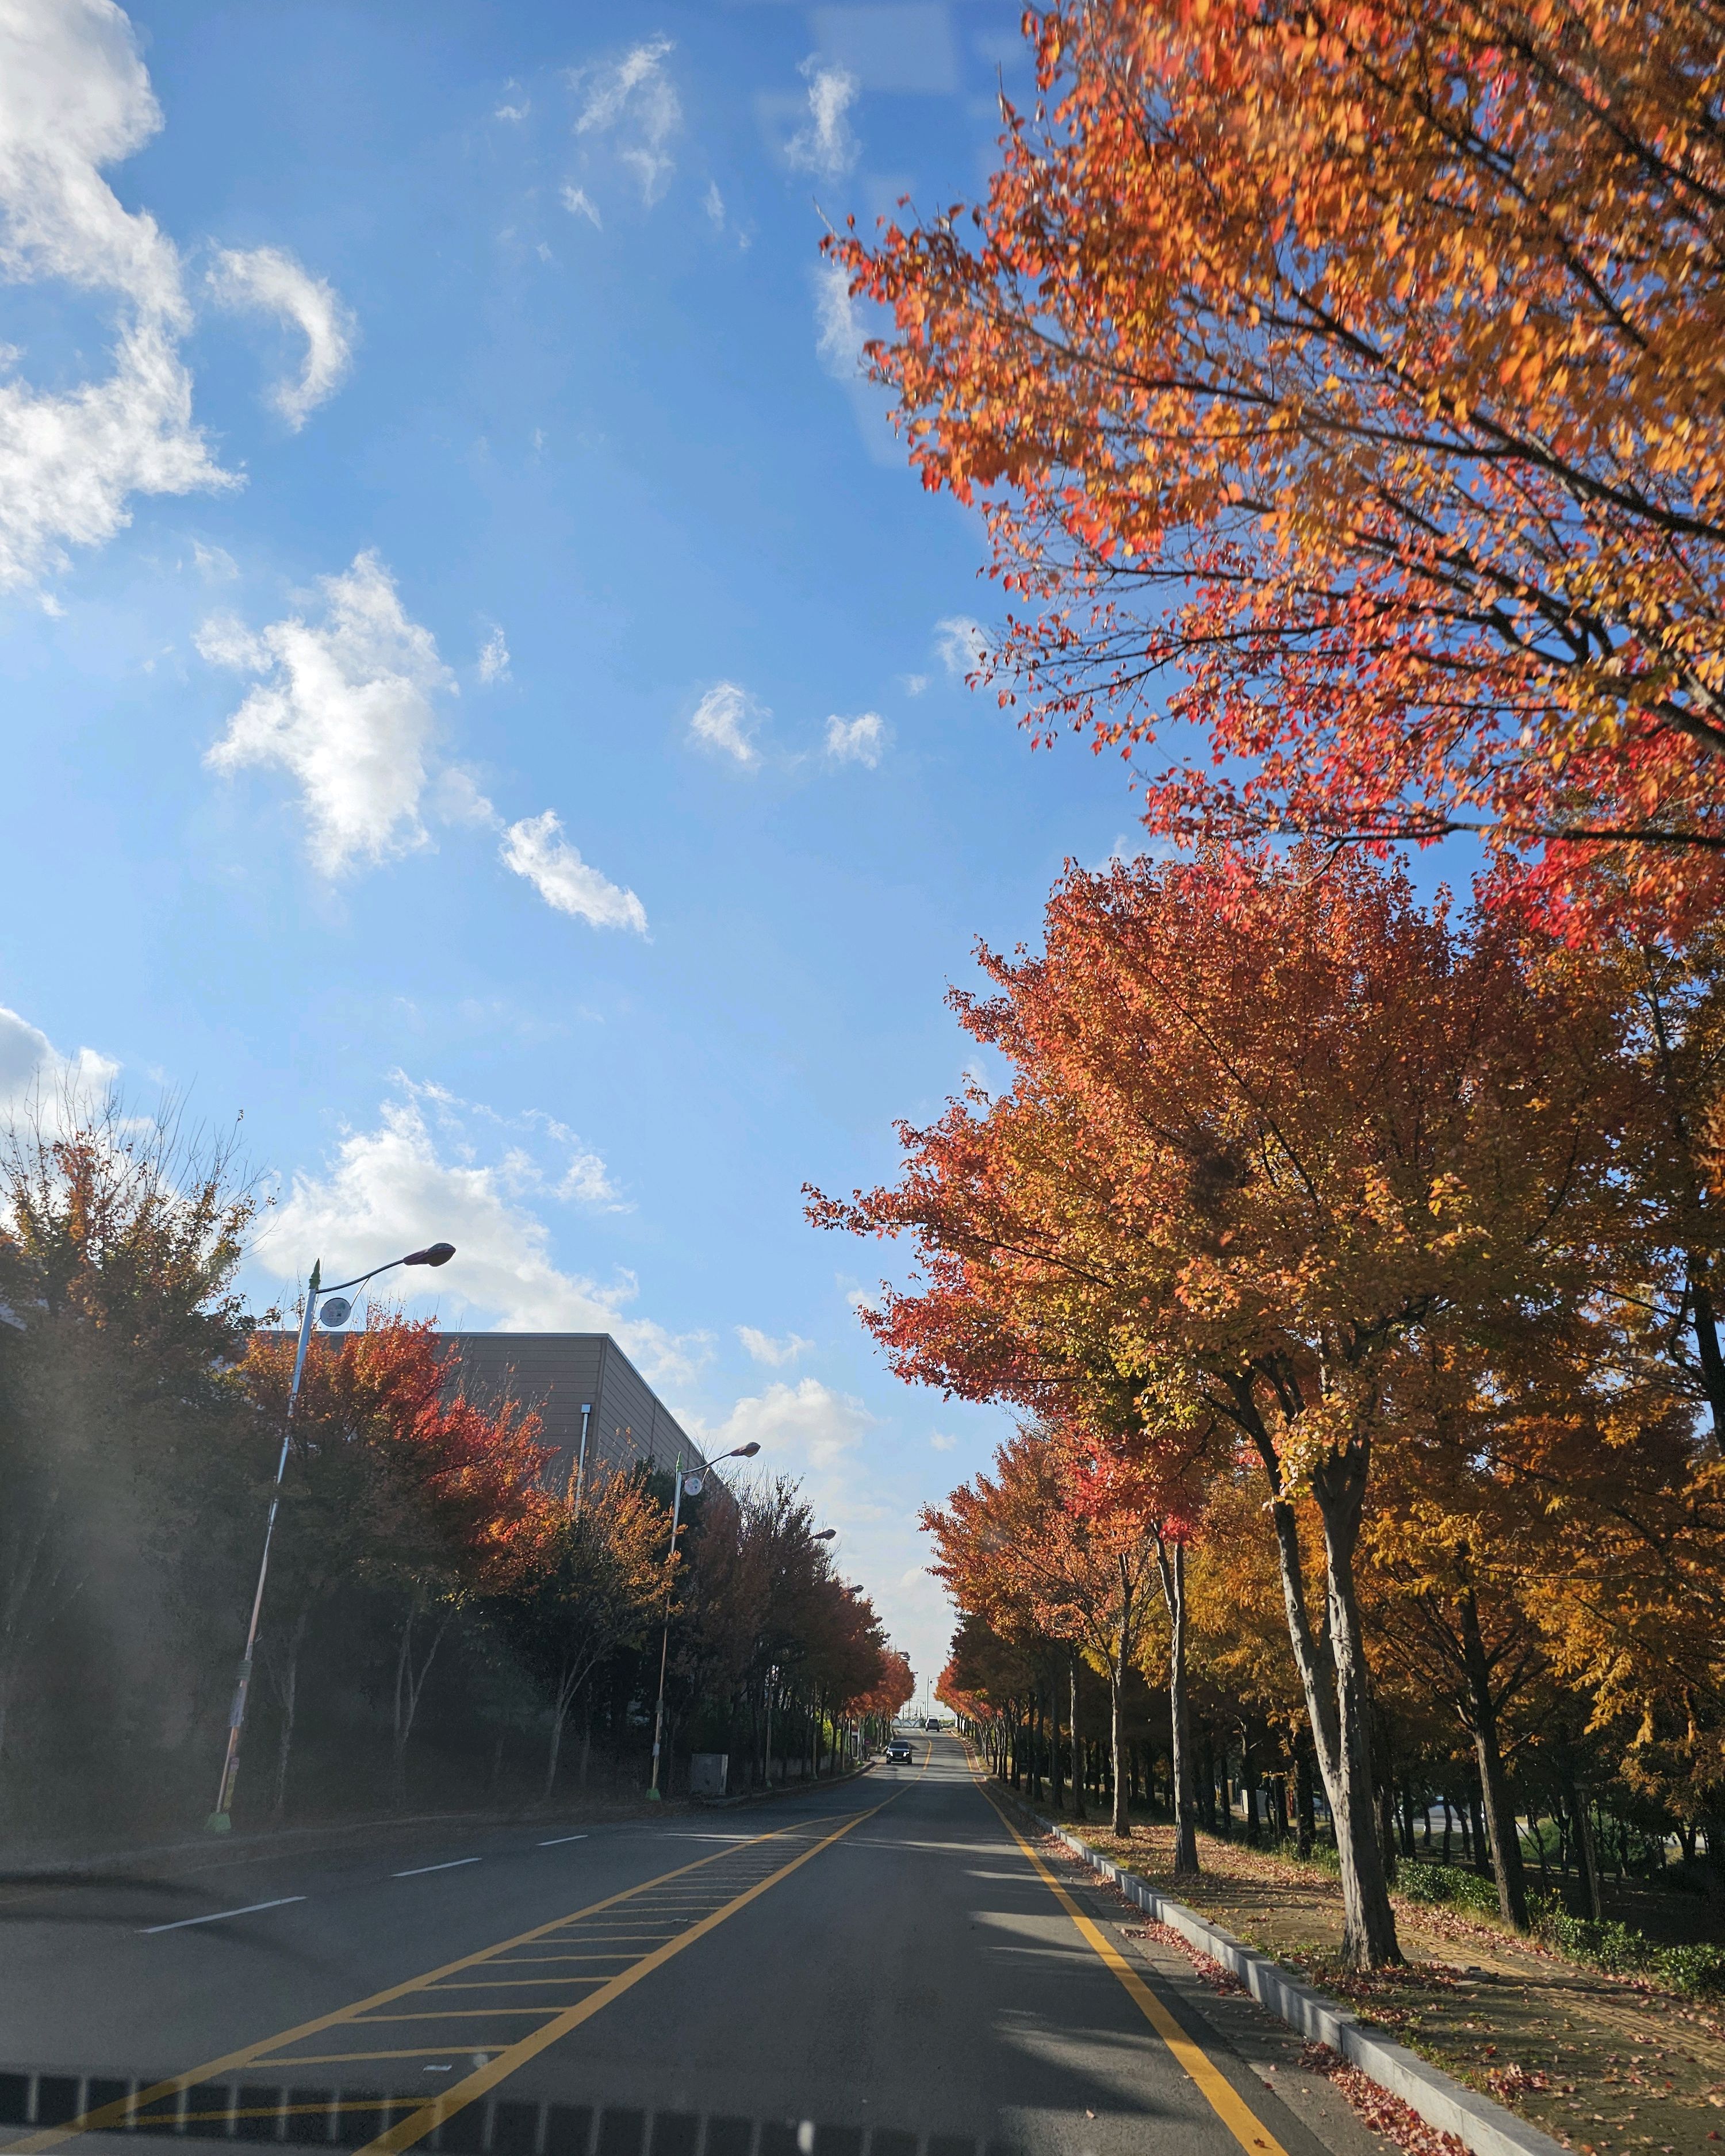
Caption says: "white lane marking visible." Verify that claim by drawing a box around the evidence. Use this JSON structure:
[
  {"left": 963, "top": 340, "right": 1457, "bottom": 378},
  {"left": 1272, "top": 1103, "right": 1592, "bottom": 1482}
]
[
  {"left": 143, "top": 1895, "right": 306, "bottom": 1934},
  {"left": 393, "top": 1858, "right": 481, "bottom": 1878},
  {"left": 538, "top": 1834, "right": 589, "bottom": 1847}
]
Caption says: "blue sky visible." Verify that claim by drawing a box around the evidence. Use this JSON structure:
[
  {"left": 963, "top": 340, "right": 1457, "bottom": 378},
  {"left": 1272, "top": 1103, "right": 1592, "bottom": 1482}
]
[{"left": 0, "top": 0, "right": 1163, "bottom": 1697}]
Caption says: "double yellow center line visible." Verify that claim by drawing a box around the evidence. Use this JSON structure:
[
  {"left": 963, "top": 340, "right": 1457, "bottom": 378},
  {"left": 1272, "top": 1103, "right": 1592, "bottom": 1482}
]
[{"left": 16, "top": 1783, "right": 918, "bottom": 2156}]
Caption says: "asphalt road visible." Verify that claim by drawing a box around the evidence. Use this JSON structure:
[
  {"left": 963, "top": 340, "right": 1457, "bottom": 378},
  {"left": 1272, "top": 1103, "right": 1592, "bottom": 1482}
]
[{"left": 0, "top": 1736, "right": 1390, "bottom": 2156}]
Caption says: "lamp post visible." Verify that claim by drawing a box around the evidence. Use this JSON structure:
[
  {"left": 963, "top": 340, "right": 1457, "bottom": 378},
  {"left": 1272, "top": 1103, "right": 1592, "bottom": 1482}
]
[
  {"left": 646, "top": 1441, "right": 760, "bottom": 1801},
  {"left": 572, "top": 1402, "right": 593, "bottom": 1511},
  {"left": 206, "top": 1240, "right": 455, "bottom": 1831}
]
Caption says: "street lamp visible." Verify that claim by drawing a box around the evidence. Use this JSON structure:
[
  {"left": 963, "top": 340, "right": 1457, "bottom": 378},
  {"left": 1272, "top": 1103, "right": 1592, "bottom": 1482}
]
[
  {"left": 646, "top": 1441, "right": 761, "bottom": 1801},
  {"left": 206, "top": 1241, "right": 455, "bottom": 1831}
]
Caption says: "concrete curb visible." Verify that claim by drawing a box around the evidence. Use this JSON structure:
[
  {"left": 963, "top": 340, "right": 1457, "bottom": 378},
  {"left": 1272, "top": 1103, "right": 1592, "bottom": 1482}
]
[{"left": 1026, "top": 1806, "right": 1569, "bottom": 2156}]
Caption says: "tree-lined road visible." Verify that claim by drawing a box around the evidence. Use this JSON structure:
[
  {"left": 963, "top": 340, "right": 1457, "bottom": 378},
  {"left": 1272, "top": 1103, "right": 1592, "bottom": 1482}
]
[{"left": 0, "top": 1739, "right": 1386, "bottom": 2156}]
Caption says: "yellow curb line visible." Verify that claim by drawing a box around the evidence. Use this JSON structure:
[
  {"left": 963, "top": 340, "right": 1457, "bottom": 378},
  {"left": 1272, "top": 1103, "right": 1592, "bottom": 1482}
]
[{"left": 969, "top": 1758, "right": 1290, "bottom": 2156}]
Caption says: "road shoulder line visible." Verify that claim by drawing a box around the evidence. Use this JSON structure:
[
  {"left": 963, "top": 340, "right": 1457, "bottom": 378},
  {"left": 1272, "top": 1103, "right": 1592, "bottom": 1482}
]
[
  {"left": 972, "top": 1773, "right": 1292, "bottom": 2156},
  {"left": 1005, "top": 1782, "right": 1570, "bottom": 2156}
]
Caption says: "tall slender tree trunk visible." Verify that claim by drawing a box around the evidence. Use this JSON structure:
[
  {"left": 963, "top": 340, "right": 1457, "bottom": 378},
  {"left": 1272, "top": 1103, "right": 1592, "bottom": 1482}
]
[
  {"left": 1251, "top": 1405, "right": 1400, "bottom": 1966},
  {"left": 545, "top": 1663, "right": 580, "bottom": 1800},
  {"left": 1109, "top": 1667, "right": 1130, "bottom": 1836},
  {"left": 1155, "top": 1530, "right": 1199, "bottom": 1877},
  {"left": 1069, "top": 1654, "right": 1086, "bottom": 1821},
  {"left": 1458, "top": 1589, "right": 1529, "bottom": 1928},
  {"left": 1558, "top": 1746, "right": 1604, "bottom": 1919},
  {"left": 1296, "top": 1745, "right": 1315, "bottom": 1858},
  {"left": 391, "top": 1599, "right": 454, "bottom": 1804},
  {"left": 1051, "top": 1679, "right": 1065, "bottom": 1813}
]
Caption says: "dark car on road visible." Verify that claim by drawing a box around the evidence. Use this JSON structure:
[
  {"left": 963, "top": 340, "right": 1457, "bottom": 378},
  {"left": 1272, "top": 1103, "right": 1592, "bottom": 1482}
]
[{"left": 885, "top": 1737, "right": 914, "bottom": 1762}]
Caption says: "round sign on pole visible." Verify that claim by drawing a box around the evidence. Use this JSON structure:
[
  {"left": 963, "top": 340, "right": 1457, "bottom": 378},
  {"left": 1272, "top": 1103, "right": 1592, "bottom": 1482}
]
[
  {"left": 317, "top": 1295, "right": 353, "bottom": 1329},
  {"left": 683, "top": 1472, "right": 705, "bottom": 1497}
]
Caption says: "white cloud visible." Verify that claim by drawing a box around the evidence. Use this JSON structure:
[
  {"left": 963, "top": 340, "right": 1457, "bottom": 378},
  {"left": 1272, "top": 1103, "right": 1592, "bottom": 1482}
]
[
  {"left": 0, "top": 1004, "right": 118, "bottom": 1122},
  {"left": 0, "top": 0, "right": 232, "bottom": 587},
  {"left": 206, "top": 245, "right": 354, "bottom": 430},
  {"left": 825, "top": 711, "right": 885, "bottom": 768},
  {"left": 929, "top": 1432, "right": 959, "bottom": 1452},
  {"left": 494, "top": 87, "right": 529, "bottom": 122},
  {"left": 561, "top": 185, "right": 602, "bottom": 229},
  {"left": 812, "top": 260, "right": 865, "bottom": 379},
  {"left": 785, "top": 59, "right": 859, "bottom": 178},
  {"left": 558, "top": 1150, "right": 628, "bottom": 1209},
  {"left": 934, "top": 614, "right": 987, "bottom": 677},
  {"left": 477, "top": 625, "right": 511, "bottom": 682},
  {"left": 262, "top": 1084, "right": 707, "bottom": 1386},
  {"left": 899, "top": 672, "right": 929, "bottom": 696},
  {"left": 696, "top": 1377, "right": 872, "bottom": 1475},
  {"left": 201, "top": 550, "right": 452, "bottom": 874},
  {"left": 704, "top": 181, "right": 725, "bottom": 230},
  {"left": 736, "top": 1326, "right": 814, "bottom": 1368},
  {"left": 500, "top": 810, "right": 648, "bottom": 935},
  {"left": 689, "top": 680, "right": 764, "bottom": 768},
  {"left": 573, "top": 36, "right": 681, "bottom": 206}
]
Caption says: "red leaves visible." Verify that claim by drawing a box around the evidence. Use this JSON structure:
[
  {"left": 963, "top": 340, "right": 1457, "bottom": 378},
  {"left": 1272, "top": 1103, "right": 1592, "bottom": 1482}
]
[{"left": 241, "top": 1319, "right": 551, "bottom": 1594}]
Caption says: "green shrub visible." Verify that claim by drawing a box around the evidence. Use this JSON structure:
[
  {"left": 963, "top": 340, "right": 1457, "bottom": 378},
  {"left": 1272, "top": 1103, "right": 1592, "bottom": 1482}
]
[
  {"left": 1396, "top": 1860, "right": 1450, "bottom": 1904},
  {"left": 1658, "top": 1943, "right": 1725, "bottom": 1996},
  {"left": 1396, "top": 1860, "right": 1501, "bottom": 1917},
  {"left": 1527, "top": 1890, "right": 1725, "bottom": 1997}
]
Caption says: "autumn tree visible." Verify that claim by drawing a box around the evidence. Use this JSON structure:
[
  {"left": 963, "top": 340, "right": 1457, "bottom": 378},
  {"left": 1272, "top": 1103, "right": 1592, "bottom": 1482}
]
[
  {"left": 928, "top": 1417, "right": 1178, "bottom": 1839},
  {"left": 819, "top": 846, "right": 1616, "bottom": 1965},
  {"left": 835, "top": 2, "right": 1725, "bottom": 927},
  {"left": 0, "top": 1098, "right": 259, "bottom": 1796},
  {"left": 492, "top": 1467, "right": 665, "bottom": 1797},
  {"left": 236, "top": 1319, "right": 550, "bottom": 1808}
]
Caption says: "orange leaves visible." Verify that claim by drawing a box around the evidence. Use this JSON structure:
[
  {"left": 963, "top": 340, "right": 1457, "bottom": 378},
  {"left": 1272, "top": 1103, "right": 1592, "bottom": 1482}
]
[{"left": 831, "top": 0, "right": 1725, "bottom": 932}]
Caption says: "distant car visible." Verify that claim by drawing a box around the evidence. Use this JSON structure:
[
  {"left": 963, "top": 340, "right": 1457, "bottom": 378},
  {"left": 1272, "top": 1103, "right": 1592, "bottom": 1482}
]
[{"left": 885, "top": 1737, "right": 914, "bottom": 1762}]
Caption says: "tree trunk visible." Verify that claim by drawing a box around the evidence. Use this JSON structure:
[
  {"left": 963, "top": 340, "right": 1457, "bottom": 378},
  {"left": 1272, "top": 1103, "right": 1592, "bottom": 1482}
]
[
  {"left": 1069, "top": 1655, "right": 1086, "bottom": 1821},
  {"left": 391, "top": 1599, "right": 454, "bottom": 1803},
  {"left": 1051, "top": 1682, "right": 1065, "bottom": 1813},
  {"left": 1242, "top": 1382, "right": 1400, "bottom": 1966},
  {"left": 1296, "top": 1745, "right": 1315, "bottom": 1858},
  {"left": 1110, "top": 1666, "right": 1130, "bottom": 1837},
  {"left": 1306, "top": 1450, "right": 1401, "bottom": 1965},
  {"left": 1458, "top": 1589, "right": 1529, "bottom": 1928},
  {"left": 1154, "top": 1531, "right": 1199, "bottom": 1877},
  {"left": 1688, "top": 1272, "right": 1725, "bottom": 1445},
  {"left": 1557, "top": 1748, "right": 1603, "bottom": 1918},
  {"left": 544, "top": 1662, "right": 580, "bottom": 1800}
]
